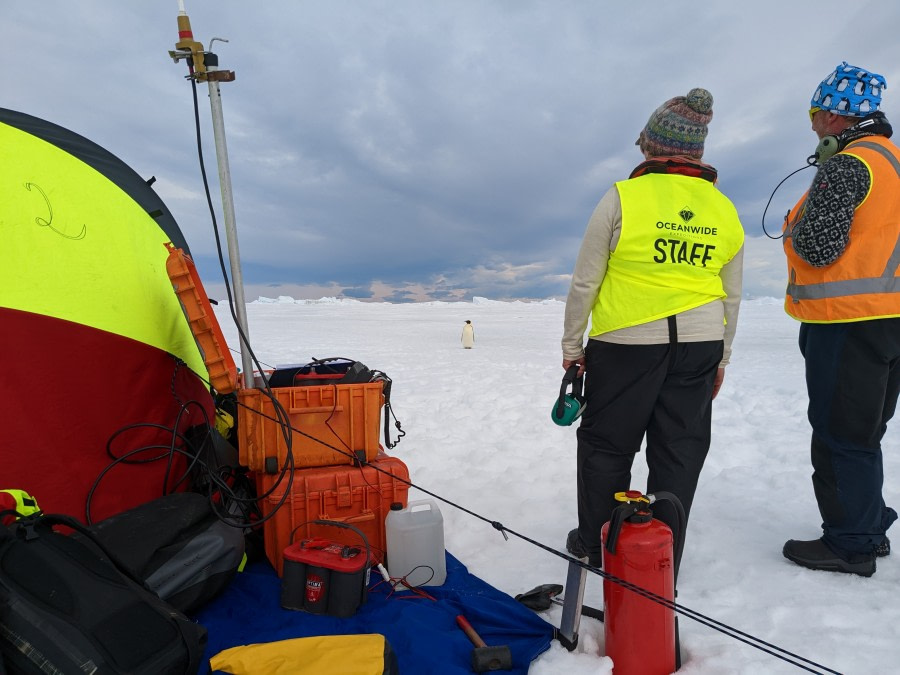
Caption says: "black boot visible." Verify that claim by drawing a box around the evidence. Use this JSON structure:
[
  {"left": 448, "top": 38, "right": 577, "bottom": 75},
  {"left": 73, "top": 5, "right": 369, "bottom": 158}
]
[
  {"left": 566, "top": 528, "right": 602, "bottom": 567},
  {"left": 783, "top": 538, "right": 875, "bottom": 577}
]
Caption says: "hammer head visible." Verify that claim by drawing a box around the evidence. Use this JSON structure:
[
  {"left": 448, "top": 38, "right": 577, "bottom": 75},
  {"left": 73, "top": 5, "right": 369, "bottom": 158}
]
[{"left": 471, "top": 645, "right": 512, "bottom": 672}]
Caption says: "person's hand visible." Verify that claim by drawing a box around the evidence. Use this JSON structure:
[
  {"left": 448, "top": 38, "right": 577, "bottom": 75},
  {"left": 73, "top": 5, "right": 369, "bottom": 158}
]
[
  {"left": 562, "top": 356, "right": 586, "bottom": 378},
  {"left": 711, "top": 367, "right": 725, "bottom": 400}
]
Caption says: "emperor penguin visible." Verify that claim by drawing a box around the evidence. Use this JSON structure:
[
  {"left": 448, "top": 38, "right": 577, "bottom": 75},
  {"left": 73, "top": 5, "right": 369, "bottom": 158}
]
[{"left": 461, "top": 320, "right": 475, "bottom": 349}]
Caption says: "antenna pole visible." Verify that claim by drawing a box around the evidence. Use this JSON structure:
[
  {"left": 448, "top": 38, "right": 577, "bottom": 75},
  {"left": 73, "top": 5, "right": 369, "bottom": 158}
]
[{"left": 170, "top": 5, "right": 255, "bottom": 389}]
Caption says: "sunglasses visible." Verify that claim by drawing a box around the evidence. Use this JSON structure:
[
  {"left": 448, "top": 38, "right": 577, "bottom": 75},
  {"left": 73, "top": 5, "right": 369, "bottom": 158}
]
[{"left": 809, "top": 107, "right": 822, "bottom": 122}]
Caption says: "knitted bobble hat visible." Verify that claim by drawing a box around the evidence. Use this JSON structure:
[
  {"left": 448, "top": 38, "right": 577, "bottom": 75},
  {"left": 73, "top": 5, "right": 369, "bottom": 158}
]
[{"left": 639, "top": 88, "right": 714, "bottom": 159}]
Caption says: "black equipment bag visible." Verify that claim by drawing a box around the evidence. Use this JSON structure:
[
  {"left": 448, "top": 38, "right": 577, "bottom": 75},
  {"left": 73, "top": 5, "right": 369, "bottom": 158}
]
[
  {"left": 266, "top": 357, "right": 367, "bottom": 388},
  {"left": 0, "top": 511, "right": 206, "bottom": 675},
  {"left": 84, "top": 492, "right": 246, "bottom": 614}
]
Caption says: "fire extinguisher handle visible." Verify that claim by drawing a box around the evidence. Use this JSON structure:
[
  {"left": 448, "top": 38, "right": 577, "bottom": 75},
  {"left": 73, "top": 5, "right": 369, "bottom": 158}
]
[{"left": 605, "top": 502, "right": 639, "bottom": 555}]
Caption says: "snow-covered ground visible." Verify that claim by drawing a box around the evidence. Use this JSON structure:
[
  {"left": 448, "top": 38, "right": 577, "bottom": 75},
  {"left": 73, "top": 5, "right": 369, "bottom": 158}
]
[{"left": 216, "top": 297, "right": 899, "bottom": 674}]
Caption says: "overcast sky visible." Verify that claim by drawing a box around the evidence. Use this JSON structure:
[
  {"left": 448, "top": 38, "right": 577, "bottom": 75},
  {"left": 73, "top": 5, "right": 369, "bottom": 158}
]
[{"left": 4, "top": 1, "right": 899, "bottom": 302}]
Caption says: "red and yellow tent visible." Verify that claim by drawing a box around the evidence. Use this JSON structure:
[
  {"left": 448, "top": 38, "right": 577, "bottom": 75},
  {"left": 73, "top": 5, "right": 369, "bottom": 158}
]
[{"left": 1, "top": 107, "right": 214, "bottom": 522}]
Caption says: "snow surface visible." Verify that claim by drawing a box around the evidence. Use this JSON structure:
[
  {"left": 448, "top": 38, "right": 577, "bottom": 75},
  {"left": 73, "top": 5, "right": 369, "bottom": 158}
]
[{"left": 215, "top": 297, "right": 899, "bottom": 674}]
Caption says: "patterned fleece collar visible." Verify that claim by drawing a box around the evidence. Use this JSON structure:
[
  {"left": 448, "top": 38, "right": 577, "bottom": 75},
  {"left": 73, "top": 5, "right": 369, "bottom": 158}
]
[
  {"left": 629, "top": 156, "right": 718, "bottom": 183},
  {"left": 840, "top": 111, "right": 893, "bottom": 146}
]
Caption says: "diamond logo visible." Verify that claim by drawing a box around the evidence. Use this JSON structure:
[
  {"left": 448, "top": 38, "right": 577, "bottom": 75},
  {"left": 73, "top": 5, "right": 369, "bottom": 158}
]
[{"left": 679, "top": 207, "right": 695, "bottom": 223}]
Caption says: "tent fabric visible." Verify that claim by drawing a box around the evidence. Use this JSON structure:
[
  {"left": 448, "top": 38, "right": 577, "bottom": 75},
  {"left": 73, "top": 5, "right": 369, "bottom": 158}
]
[
  {"left": 3, "top": 308, "right": 213, "bottom": 522},
  {"left": 0, "top": 109, "right": 205, "bottom": 375},
  {"left": 196, "top": 553, "right": 554, "bottom": 675},
  {"left": 0, "top": 107, "right": 190, "bottom": 252},
  {"left": 1, "top": 108, "right": 214, "bottom": 522}
]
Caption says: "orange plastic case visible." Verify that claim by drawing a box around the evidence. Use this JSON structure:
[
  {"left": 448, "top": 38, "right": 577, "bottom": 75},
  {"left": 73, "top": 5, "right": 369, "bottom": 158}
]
[
  {"left": 237, "top": 382, "right": 384, "bottom": 472},
  {"left": 164, "top": 243, "right": 237, "bottom": 394},
  {"left": 257, "top": 454, "right": 410, "bottom": 576}
]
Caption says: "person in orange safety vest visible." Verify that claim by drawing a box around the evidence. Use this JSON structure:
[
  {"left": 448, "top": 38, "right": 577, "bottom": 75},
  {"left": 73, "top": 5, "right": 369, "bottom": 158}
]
[{"left": 782, "top": 62, "right": 897, "bottom": 577}]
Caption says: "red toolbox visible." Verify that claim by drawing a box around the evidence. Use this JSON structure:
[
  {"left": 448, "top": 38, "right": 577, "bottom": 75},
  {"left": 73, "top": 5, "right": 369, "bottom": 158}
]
[
  {"left": 238, "top": 381, "right": 384, "bottom": 472},
  {"left": 258, "top": 454, "right": 410, "bottom": 576}
]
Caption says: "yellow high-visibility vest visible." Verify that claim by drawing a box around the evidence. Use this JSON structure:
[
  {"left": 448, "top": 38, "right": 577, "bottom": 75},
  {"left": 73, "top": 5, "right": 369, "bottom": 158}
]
[{"left": 590, "top": 173, "right": 744, "bottom": 335}]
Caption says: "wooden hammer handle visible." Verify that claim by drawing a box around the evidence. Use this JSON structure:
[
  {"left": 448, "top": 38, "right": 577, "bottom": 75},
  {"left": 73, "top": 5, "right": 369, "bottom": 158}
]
[{"left": 455, "top": 614, "right": 487, "bottom": 648}]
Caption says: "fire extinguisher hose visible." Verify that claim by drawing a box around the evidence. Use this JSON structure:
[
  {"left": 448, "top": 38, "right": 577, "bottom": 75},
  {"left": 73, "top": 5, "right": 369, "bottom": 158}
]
[{"left": 648, "top": 491, "right": 687, "bottom": 581}]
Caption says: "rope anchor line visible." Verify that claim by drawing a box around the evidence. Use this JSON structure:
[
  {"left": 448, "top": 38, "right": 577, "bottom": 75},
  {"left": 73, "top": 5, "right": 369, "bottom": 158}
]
[{"left": 232, "top": 393, "right": 841, "bottom": 675}]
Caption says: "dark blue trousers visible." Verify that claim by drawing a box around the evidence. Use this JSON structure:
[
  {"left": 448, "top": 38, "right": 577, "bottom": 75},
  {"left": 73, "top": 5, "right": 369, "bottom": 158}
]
[
  {"left": 575, "top": 338, "right": 722, "bottom": 566},
  {"left": 800, "top": 320, "right": 900, "bottom": 558}
]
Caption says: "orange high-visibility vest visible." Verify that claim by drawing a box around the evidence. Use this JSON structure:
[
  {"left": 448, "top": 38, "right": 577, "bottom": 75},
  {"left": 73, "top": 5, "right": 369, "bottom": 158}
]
[{"left": 783, "top": 135, "right": 900, "bottom": 322}]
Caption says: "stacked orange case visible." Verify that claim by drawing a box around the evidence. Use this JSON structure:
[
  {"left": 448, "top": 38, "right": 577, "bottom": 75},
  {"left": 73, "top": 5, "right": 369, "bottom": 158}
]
[
  {"left": 256, "top": 454, "right": 410, "bottom": 576},
  {"left": 237, "top": 383, "right": 384, "bottom": 472}
]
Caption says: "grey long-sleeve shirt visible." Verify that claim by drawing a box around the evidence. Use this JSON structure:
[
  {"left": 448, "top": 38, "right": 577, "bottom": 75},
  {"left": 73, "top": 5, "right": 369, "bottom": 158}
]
[{"left": 562, "top": 186, "right": 744, "bottom": 366}]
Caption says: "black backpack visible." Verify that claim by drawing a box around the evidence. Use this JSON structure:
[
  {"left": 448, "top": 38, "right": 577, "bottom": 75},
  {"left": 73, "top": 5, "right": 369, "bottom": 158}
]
[
  {"left": 0, "top": 512, "right": 206, "bottom": 674},
  {"left": 84, "top": 492, "right": 246, "bottom": 614}
]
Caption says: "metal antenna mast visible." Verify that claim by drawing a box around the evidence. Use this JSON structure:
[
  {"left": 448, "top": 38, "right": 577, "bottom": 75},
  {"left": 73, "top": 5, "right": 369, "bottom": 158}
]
[{"left": 169, "top": 2, "right": 255, "bottom": 389}]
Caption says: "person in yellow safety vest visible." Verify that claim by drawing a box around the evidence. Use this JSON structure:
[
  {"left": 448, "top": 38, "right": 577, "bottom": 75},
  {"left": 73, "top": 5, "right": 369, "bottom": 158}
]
[
  {"left": 561, "top": 88, "right": 744, "bottom": 573},
  {"left": 0, "top": 489, "right": 41, "bottom": 525},
  {"left": 781, "top": 62, "right": 897, "bottom": 577}
]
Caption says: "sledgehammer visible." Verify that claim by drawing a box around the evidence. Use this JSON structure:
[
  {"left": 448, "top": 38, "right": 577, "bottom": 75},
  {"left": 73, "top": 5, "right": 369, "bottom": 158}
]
[{"left": 455, "top": 614, "right": 513, "bottom": 672}]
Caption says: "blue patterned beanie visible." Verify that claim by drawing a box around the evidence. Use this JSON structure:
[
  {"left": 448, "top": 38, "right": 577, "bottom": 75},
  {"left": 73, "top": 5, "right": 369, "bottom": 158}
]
[
  {"left": 811, "top": 62, "right": 886, "bottom": 116},
  {"left": 638, "top": 88, "right": 713, "bottom": 159}
]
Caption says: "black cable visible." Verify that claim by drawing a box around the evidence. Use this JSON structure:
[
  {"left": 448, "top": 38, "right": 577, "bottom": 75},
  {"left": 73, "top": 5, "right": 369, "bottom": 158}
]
[
  {"left": 513, "top": 535, "right": 838, "bottom": 674},
  {"left": 761, "top": 161, "right": 815, "bottom": 239},
  {"left": 186, "top": 68, "right": 272, "bottom": 397},
  {"left": 185, "top": 65, "right": 297, "bottom": 520},
  {"left": 179, "top": 62, "right": 836, "bottom": 674},
  {"left": 229, "top": 345, "right": 273, "bottom": 370},
  {"left": 218, "top": 388, "right": 836, "bottom": 671},
  {"left": 91, "top": 361, "right": 297, "bottom": 530},
  {"left": 225, "top": 391, "right": 838, "bottom": 672}
]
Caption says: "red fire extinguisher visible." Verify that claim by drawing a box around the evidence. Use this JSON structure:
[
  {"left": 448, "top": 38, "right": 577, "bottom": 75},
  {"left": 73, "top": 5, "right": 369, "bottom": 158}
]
[{"left": 601, "top": 490, "right": 684, "bottom": 675}]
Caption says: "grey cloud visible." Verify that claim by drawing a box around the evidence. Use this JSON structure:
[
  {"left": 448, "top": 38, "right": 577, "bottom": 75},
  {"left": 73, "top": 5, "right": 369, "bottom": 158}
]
[{"left": 4, "top": 1, "right": 898, "bottom": 302}]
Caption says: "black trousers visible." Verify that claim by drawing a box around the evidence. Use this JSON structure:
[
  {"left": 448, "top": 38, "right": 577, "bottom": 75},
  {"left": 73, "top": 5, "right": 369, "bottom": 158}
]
[
  {"left": 800, "top": 320, "right": 900, "bottom": 557},
  {"left": 575, "top": 338, "right": 722, "bottom": 565}
]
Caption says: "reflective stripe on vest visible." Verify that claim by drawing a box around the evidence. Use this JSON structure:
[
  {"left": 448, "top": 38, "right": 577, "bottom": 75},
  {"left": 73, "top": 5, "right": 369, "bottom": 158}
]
[
  {"left": 590, "top": 173, "right": 744, "bottom": 335},
  {"left": 783, "top": 136, "right": 900, "bottom": 322}
]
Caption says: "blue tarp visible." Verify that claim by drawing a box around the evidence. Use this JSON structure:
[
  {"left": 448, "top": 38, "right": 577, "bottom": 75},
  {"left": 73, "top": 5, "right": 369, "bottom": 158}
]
[{"left": 196, "top": 552, "right": 554, "bottom": 674}]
